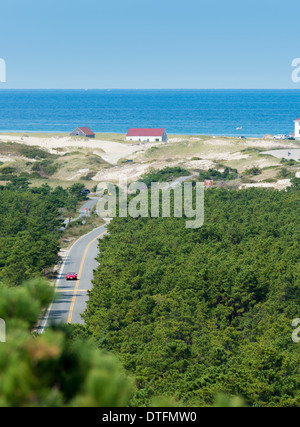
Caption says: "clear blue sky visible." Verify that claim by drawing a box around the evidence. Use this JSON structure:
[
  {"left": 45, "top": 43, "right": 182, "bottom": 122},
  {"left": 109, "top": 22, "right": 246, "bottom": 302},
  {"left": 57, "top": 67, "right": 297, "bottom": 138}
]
[{"left": 0, "top": 0, "right": 300, "bottom": 89}]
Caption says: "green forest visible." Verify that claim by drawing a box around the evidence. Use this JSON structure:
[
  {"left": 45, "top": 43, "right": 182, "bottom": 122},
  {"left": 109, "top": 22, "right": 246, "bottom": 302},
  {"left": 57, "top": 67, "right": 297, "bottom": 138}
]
[
  {"left": 0, "top": 176, "right": 137, "bottom": 406},
  {"left": 81, "top": 185, "right": 300, "bottom": 407},
  {"left": 0, "top": 175, "right": 299, "bottom": 406},
  {"left": 0, "top": 177, "right": 87, "bottom": 286}
]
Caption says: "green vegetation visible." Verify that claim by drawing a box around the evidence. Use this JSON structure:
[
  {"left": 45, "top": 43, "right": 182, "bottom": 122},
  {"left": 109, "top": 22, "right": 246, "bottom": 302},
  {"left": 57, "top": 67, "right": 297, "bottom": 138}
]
[
  {"left": 277, "top": 167, "right": 294, "bottom": 179},
  {"left": 18, "top": 145, "right": 55, "bottom": 160},
  {"left": 0, "top": 143, "right": 60, "bottom": 180},
  {"left": 0, "top": 141, "right": 109, "bottom": 184},
  {"left": 0, "top": 280, "right": 135, "bottom": 407},
  {"left": 0, "top": 187, "right": 60, "bottom": 286},
  {"left": 0, "top": 166, "right": 17, "bottom": 180},
  {"left": 81, "top": 185, "right": 300, "bottom": 407},
  {"left": 0, "top": 141, "right": 55, "bottom": 159},
  {"left": 280, "top": 158, "right": 298, "bottom": 166},
  {"left": 31, "top": 159, "right": 60, "bottom": 177},
  {"left": 0, "top": 178, "right": 88, "bottom": 286},
  {"left": 61, "top": 215, "right": 105, "bottom": 249},
  {"left": 242, "top": 166, "right": 262, "bottom": 176},
  {"left": 140, "top": 166, "right": 190, "bottom": 187},
  {"left": 291, "top": 177, "right": 300, "bottom": 186},
  {"left": 199, "top": 166, "right": 238, "bottom": 181},
  {"left": 0, "top": 175, "right": 140, "bottom": 407},
  {"left": 0, "top": 133, "right": 299, "bottom": 407},
  {"left": 0, "top": 278, "right": 242, "bottom": 407}
]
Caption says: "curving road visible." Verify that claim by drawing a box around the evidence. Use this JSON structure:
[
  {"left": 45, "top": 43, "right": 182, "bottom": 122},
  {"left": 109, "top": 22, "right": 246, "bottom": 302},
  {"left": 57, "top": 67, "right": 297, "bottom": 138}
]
[
  {"left": 38, "top": 198, "right": 108, "bottom": 332},
  {"left": 39, "top": 177, "right": 193, "bottom": 332}
]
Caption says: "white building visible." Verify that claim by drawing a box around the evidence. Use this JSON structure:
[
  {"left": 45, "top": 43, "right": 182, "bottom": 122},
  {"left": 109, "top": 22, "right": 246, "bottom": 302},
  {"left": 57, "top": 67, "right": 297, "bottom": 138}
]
[
  {"left": 126, "top": 128, "right": 167, "bottom": 142},
  {"left": 294, "top": 118, "right": 300, "bottom": 140}
]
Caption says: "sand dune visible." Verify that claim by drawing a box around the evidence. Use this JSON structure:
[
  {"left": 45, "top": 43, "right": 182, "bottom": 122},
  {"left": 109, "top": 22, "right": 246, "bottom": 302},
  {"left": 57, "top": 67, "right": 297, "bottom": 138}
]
[{"left": 0, "top": 134, "right": 157, "bottom": 165}]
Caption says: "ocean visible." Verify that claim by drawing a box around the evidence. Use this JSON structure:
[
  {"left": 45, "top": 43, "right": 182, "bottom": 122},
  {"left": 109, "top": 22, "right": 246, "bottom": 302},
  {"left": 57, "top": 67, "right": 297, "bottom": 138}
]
[{"left": 0, "top": 89, "right": 299, "bottom": 137}]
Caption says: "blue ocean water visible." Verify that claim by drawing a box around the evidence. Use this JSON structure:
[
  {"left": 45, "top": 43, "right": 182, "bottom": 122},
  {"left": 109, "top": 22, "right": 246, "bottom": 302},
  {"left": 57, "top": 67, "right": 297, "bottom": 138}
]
[{"left": 0, "top": 89, "right": 299, "bottom": 137}]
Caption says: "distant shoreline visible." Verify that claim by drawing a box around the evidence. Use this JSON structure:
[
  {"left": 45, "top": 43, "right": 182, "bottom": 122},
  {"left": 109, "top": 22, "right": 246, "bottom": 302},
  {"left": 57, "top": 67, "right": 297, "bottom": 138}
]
[
  {"left": 0, "top": 131, "right": 274, "bottom": 139},
  {"left": 1, "top": 88, "right": 300, "bottom": 91}
]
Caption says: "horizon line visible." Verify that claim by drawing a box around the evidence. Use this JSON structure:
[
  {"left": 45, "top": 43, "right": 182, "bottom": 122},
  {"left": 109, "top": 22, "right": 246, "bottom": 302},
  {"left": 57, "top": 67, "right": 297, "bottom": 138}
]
[{"left": 0, "top": 87, "right": 300, "bottom": 91}]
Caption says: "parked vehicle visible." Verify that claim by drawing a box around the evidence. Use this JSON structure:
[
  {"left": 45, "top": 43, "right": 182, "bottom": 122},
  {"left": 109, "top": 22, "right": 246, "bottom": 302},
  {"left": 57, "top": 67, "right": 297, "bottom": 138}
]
[{"left": 273, "top": 134, "right": 288, "bottom": 140}]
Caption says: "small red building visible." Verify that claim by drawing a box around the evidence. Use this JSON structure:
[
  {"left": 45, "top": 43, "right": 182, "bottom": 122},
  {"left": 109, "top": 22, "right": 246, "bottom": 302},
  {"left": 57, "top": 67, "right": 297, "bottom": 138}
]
[{"left": 70, "top": 127, "right": 95, "bottom": 138}]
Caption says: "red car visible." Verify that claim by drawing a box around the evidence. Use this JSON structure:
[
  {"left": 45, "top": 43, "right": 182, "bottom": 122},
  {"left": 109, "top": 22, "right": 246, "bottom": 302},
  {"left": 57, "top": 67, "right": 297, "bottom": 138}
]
[{"left": 66, "top": 272, "right": 78, "bottom": 280}]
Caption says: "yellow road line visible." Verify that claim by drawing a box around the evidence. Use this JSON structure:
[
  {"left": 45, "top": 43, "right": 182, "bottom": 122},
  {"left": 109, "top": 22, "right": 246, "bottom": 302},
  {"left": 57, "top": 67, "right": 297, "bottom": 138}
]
[{"left": 67, "top": 231, "right": 107, "bottom": 324}]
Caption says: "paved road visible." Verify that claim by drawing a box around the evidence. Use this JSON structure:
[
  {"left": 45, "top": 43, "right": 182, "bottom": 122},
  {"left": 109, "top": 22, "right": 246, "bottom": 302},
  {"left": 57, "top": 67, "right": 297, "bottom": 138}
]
[
  {"left": 39, "top": 177, "right": 193, "bottom": 332},
  {"left": 39, "top": 220, "right": 108, "bottom": 332},
  {"left": 261, "top": 149, "right": 300, "bottom": 162},
  {"left": 60, "top": 196, "right": 100, "bottom": 230}
]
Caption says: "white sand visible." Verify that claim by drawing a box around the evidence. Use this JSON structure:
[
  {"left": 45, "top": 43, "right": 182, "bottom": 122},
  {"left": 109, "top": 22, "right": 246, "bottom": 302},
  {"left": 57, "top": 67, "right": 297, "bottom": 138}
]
[
  {"left": 92, "top": 159, "right": 185, "bottom": 182},
  {"left": 0, "top": 155, "right": 17, "bottom": 163},
  {"left": 68, "top": 168, "right": 90, "bottom": 181},
  {"left": 183, "top": 159, "right": 215, "bottom": 170},
  {"left": 0, "top": 134, "right": 158, "bottom": 165},
  {"left": 92, "top": 163, "right": 152, "bottom": 182},
  {"left": 239, "top": 179, "right": 292, "bottom": 190},
  {"left": 1, "top": 133, "right": 298, "bottom": 184}
]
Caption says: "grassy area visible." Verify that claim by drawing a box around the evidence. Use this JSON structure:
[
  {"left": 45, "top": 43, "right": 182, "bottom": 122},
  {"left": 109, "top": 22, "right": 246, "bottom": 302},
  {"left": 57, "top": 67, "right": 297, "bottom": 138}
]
[
  {"left": 0, "top": 131, "right": 130, "bottom": 143},
  {"left": 0, "top": 139, "right": 111, "bottom": 185},
  {"left": 0, "top": 133, "right": 299, "bottom": 186},
  {"left": 0, "top": 140, "right": 55, "bottom": 157},
  {"left": 60, "top": 214, "right": 105, "bottom": 249},
  {"left": 0, "top": 132, "right": 70, "bottom": 138}
]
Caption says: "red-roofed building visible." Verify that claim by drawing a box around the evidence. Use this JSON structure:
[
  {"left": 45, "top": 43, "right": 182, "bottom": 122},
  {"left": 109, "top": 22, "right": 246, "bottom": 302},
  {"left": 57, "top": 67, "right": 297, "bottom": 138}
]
[
  {"left": 70, "top": 127, "right": 95, "bottom": 138},
  {"left": 294, "top": 118, "right": 300, "bottom": 140},
  {"left": 126, "top": 128, "right": 167, "bottom": 142}
]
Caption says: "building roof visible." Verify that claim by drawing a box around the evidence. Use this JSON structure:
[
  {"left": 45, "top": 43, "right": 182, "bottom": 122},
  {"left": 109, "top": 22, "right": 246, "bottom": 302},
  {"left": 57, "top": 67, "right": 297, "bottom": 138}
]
[
  {"left": 294, "top": 118, "right": 300, "bottom": 122},
  {"left": 126, "top": 128, "right": 166, "bottom": 137},
  {"left": 77, "top": 127, "right": 95, "bottom": 136}
]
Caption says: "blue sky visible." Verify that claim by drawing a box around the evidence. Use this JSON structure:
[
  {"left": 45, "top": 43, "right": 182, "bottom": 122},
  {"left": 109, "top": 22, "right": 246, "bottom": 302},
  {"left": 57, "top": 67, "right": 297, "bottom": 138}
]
[{"left": 0, "top": 0, "right": 300, "bottom": 89}]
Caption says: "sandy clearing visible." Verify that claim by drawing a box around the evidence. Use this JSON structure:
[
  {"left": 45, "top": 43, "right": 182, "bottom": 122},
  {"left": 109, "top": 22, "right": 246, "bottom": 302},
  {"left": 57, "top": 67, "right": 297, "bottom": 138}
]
[
  {"left": 92, "top": 159, "right": 185, "bottom": 183},
  {"left": 0, "top": 154, "right": 38, "bottom": 163},
  {"left": 1, "top": 133, "right": 298, "bottom": 185},
  {"left": 246, "top": 139, "right": 299, "bottom": 149},
  {"left": 199, "top": 151, "right": 249, "bottom": 161},
  {"left": 168, "top": 136, "right": 299, "bottom": 150},
  {"left": 239, "top": 179, "right": 292, "bottom": 190},
  {"left": 183, "top": 159, "right": 215, "bottom": 170},
  {"left": 0, "top": 155, "right": 17, "bottom": 163},
  {"left": 67, "top": 168, "right": 90, "bottom": 181},
  {"left": 92, "top": 163, "right": 152, "bottom": 182},
  {"left": 0, "top": 134, "right": 160, "bottom": 165}
]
